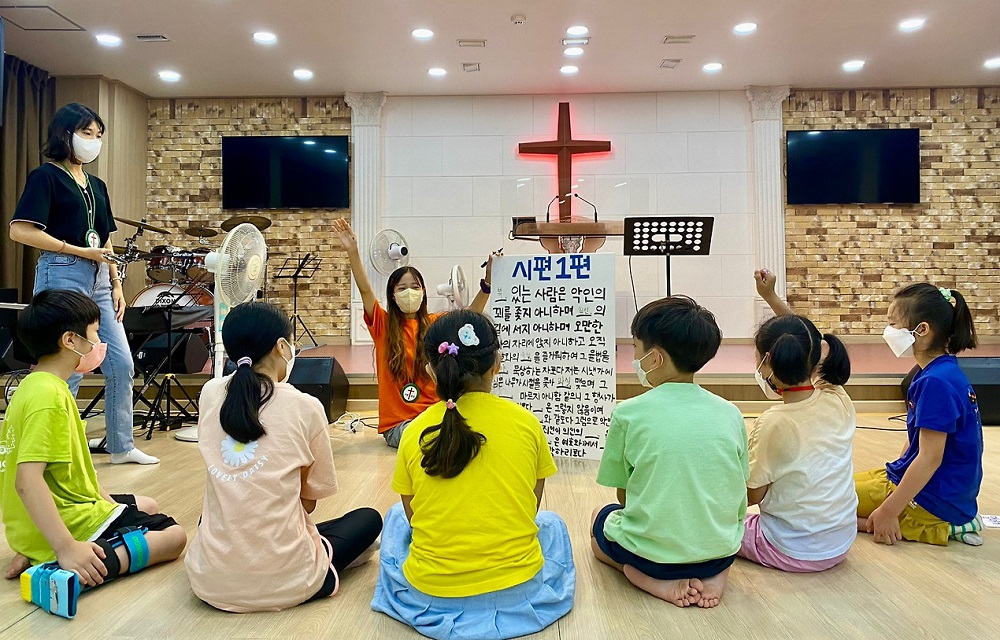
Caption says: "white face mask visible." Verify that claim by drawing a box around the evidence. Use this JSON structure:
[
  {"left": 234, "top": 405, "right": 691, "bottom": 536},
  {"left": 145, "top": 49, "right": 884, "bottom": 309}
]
[
  {"left": 754, "top": 356, "right": 783, "bottom": 400},
  {"left": 632, "top": 350, "right": 656, "bottom": 389},
  {"left": 279, "top": 338, "right": 296, "bottom": 382},
  {"left": 72, "top": 133, "right": 102, "bottom": 164},
  {"left": 394, "top": 288, "right": 423, "bottom": 314},
  {"left": 882, "top": 325, "right": 916, "bottom": 358}
]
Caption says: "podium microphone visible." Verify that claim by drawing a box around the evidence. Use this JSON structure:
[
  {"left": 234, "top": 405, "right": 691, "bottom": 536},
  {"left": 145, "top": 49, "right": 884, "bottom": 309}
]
[
  {"left": 544, "top": 195, "right": 560, "bottom": 223},
  {"left": 573, "top": 193, "right": 598, "bottom": 222}
]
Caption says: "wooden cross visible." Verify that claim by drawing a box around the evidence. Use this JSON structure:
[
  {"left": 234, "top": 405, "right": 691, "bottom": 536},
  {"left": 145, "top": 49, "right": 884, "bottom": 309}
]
[{"left": 519, "top": 102, "right": 611, "bottom": 222}]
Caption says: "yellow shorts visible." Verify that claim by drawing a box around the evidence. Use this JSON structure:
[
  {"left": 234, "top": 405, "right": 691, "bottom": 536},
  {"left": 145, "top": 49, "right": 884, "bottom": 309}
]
[{"left": 854, "top": 468, "right": 950, "bottom": 546}]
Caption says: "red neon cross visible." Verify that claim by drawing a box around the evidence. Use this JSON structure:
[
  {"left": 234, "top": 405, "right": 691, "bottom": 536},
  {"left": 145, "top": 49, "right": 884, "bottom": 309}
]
[{"left": 518, "top": 102, "right": 611, "bottom": 222}]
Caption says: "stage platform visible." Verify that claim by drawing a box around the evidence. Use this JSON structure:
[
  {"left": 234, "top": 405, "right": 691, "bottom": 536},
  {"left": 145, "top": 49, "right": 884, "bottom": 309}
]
[{"left": 63, "top": 341, "right": 1000, "bottom": 420}]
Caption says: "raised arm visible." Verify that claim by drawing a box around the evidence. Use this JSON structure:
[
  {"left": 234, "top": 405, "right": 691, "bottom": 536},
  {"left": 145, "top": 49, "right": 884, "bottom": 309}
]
[
  {"left": 754, "top": 269, "right": 794, "bottom": 317},
  {"left": 332, "top": 218, "right": 377, "bottom": 318},
  {"left": 468, "top": 251, "right": 500, "bottom": 314}
]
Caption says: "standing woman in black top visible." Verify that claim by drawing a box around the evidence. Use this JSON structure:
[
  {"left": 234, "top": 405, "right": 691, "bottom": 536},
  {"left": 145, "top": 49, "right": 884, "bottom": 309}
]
[{"left": 9, "top": 103, "right": 158, "bottom": 464}]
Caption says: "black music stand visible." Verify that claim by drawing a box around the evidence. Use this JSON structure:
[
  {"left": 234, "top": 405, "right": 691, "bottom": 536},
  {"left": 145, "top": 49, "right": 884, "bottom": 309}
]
[
  {"left": 274, "top": 254, "right": 321, "bottom": 347},
  {"left": 624, "top": 217, "right": 715, "bottom": 296}
]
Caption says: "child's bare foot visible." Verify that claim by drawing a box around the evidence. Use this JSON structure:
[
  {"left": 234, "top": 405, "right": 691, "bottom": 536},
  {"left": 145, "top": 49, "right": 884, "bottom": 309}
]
[
  {"left": 622, "top": 565, "right": 698, "bottom": 608},
  {"left": 5, "top": 553, "right": 30, "bottom": 579},
  {"left": 690, "top": 566, "right": 731, "bottom": 609}
]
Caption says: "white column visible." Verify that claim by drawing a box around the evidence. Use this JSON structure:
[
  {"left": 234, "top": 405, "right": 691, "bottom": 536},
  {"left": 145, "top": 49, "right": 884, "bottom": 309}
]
[
  {"left": 746, "top": 85, "right": 790, "bottom": 323},
  {"left": 344, "top": 92, "right": 387, "bottom": 344}
]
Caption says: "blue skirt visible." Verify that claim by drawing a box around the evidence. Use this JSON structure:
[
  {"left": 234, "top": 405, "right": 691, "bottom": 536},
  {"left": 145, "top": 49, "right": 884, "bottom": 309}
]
[{"left": 371, "top": 503, "right": 575, "bottom": 640}]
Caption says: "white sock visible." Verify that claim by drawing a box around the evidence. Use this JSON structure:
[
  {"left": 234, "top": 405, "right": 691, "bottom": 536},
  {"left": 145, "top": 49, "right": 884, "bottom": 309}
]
[
  {"left": 346, "top": 540, "right": 380, "bottom": 569},
  {"left": 110, "top": 448, "right": 160, "bottom": 465}
]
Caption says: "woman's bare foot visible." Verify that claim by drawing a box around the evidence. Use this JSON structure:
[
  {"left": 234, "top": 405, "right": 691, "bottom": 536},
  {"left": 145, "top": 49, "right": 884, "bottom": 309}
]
[
  {"left": 5, "top": 553, "right": 30, "bottom": 579},
  {"left": 690, "top": 566, "right": 731, "bottom": 608},
  {"left": 623, "top": 565, "right": 698, "bottom": 608}
]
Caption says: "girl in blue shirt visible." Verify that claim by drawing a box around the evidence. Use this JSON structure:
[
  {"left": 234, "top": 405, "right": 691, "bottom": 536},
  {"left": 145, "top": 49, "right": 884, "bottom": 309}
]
[{"left": 855, "top": 283, "right": 984, "bottom": 546}]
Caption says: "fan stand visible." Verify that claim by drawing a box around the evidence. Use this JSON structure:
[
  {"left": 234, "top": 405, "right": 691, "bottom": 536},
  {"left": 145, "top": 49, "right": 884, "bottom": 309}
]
[{"left": 274, "top": 254, "right": 321, "bottom": 347}]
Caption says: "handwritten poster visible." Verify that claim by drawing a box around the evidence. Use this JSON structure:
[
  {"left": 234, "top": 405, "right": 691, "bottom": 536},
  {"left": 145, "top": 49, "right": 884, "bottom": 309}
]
[{"left": 490, "top": 253, "right": 616, "bottom": 460}]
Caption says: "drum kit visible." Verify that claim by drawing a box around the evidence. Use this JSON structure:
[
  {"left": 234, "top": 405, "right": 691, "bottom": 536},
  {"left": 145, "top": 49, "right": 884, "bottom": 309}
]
[{"left": 112, "top": 214, "right": 281, "bottom": 306}]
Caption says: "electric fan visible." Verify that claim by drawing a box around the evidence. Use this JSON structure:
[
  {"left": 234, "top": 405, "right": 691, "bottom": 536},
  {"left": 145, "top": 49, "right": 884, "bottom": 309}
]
[
  {"left": 175, "top": 223, "right": 267, "bottom": 442},
  {"left": 436, "top": 264, "right": 469, "bottom": 309},
  {"left": 370, "top": 229, "right": 410, "bottom": 276}
]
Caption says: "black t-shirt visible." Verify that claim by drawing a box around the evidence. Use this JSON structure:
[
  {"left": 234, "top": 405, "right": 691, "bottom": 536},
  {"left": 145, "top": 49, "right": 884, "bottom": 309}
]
[{"left": 12, "top": 162, "right": 117, "bottom": 247}]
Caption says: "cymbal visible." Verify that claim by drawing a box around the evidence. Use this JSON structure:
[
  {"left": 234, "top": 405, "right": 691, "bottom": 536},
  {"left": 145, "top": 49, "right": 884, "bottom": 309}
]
[
  {"left": 113, "top": 217, "right": 170, "bottom": 234},
  {"left": 185, "top": 226, "right": 218, "bottom": 238},
  {"left": 221, "top": 215, "right": 272, "bottom": 232}
]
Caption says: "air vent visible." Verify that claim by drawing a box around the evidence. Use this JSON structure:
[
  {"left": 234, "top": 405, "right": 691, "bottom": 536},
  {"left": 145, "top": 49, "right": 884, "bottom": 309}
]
[
  {"left": 463, "top": 63, "right": 481, "bottom": 73},
  {"left": 662, "top": 35, "right": 695, "bottom": 44},
  {"left": 660, "top": 59, "right": 682, "bottom": 69},
  {"left": 136, "top": 34, "right": 171, "bottom": 42},
  {"left": 457, "top": 39, "right": 486, "bottom": 48}
]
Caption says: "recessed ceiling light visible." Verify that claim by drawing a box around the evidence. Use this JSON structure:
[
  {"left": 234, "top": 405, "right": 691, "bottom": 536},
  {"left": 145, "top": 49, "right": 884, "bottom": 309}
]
[
  {"left": 560, "top": 65, "right": 579, "bottom": 75},
  {"left": 985, "top": 57, "right": 1000, "bottom": 69},
  {"left": 733, "top": 22, "right": 757, "bottom": 34},
  {"left": 253, "top": 31, "right": 277, "bottom": 44},
  {"left": 428, "top": 67, "right": 447, "bottom": 76},
  {"left": 158, "top": 70, "right": 181, "bottom": 82},
  {"left": 566, "top": 25, "right": 589, "bottom": 36},
  {"left": 842, "top": 59, "right": 865, "bottom": 72},
  {"left": 898, "top": 18, "right": 926, "bottom": 32},
  {"left": 303, "top": 140, "right": 316, "bottom": 145},
  {"left": 95, "top": 34, "right": 121, "bottom": 47},
  {"left": 293, "top": 68, "right": 314, "bottom": 80},
  {"left": 325, "top": 149, "right": 336, "bottom": 154},
  {"left": 702, "top": 62, "right": 723, "bottom": 72},
  {"left": 564, "top": 47, "right": 584, "bottom": 57},
  {"left": 411, "top": 28, "right": 434, "bottom": 40}
]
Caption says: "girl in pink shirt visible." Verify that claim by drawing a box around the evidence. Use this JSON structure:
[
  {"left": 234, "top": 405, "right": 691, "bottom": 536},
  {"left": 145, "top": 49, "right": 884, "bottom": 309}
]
[{"left": 185, "top": 302, "right": 381, "bottom": 612}]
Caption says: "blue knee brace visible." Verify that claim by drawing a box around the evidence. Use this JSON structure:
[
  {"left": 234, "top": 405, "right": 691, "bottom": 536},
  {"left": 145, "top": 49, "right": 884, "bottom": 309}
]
[
  {"left": 20, "top": 563, "right": 82, "bottom": 619},
  {"left": 107, "top": 526, "right": 151, "bottom": 574}
]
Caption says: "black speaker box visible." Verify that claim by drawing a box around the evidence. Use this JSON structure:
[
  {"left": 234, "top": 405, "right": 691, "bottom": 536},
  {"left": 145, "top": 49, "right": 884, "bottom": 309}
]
[
  {"left": 134, "top": 331, "right": 210, "bottom": 375},
  {"left": 288, "top": 356, "right": 349, "bottom": 422},
  {"left": 957, "top": 357, "right": 1000, "bottom": 426}
]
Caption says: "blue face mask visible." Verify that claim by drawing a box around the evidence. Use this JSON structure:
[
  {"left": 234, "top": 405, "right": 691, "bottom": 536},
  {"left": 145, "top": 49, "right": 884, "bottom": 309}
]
[{"left": 632, "top": 350, "right": 657, "bottom": 388}]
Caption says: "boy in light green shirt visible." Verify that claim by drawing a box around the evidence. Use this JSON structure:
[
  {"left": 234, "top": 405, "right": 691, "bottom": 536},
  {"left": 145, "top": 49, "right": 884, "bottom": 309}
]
[
  {"left": 1, "top": 290, "right": 185, "bottom": 592},
  {"left": 592, "top": 296, "right": 748, "bottom": 609}
]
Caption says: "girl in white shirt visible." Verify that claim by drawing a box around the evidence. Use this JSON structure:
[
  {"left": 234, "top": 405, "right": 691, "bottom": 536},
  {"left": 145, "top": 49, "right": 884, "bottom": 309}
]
[{"left": 743, "top": 270, "right": 857, "bottom": 572}]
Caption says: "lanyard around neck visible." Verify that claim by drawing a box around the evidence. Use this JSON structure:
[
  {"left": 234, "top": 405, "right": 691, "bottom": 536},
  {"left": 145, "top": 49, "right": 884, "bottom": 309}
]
[{"left": 53, "top": 162, "right": 96, "bottom": 232}]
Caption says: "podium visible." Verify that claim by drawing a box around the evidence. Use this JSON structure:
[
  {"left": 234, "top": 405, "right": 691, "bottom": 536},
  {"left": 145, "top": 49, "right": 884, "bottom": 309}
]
[{"left": 623, "top": 217, "right": 715, "bottom": 296}]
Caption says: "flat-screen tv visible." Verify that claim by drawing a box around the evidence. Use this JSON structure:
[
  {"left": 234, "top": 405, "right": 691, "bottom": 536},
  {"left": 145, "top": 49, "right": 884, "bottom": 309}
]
[
  {"left": 785, "top": 129, "right": 920, "bottom": 205},
  {"left": 222, "top": 136, "right": 349, "bottom": 209}
]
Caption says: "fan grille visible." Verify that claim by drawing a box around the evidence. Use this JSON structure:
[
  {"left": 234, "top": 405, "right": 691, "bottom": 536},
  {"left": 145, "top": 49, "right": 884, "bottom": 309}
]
[{"left": 217, "top": 224, "right": 267, "bottom": 304}]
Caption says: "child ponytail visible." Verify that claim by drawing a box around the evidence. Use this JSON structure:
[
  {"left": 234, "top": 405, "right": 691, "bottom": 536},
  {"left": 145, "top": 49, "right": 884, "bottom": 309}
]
[
  {"left": 893, "top": 284, "right": 978, "bottom": 354},
  {"left": 755, "top": 314, "right": 851, "bottom": 387},
  {"left": 419, "top": 310, "right": 498, "bottom": 479},
  {"left": 819, "top": 334, "right": 851, "bottom": 386},
  {"left": 219, "top": 302, "right": 294, "bottom": 444}
]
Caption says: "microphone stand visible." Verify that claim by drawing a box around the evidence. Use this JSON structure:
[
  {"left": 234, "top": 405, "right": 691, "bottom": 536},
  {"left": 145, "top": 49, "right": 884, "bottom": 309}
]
[{"left": 573, "top": 193, "right": 599, "bottom": 222}]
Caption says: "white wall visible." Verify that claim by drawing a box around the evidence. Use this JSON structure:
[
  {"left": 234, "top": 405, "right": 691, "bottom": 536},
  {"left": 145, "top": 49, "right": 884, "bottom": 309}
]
[{"left": 381, "top": 91, "right": 757, "bottom": 338}]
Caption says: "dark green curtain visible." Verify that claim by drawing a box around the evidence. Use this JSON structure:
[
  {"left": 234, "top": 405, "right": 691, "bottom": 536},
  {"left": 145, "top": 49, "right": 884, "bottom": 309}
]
[{"left": 1, "top": 54, "right": 56, "bottom": 299}]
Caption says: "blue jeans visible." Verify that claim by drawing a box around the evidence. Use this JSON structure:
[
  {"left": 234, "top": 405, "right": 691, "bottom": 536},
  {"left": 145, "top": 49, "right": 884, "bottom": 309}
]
[{"left": 33, "top": 252, "right": 136, "bottom": 454}]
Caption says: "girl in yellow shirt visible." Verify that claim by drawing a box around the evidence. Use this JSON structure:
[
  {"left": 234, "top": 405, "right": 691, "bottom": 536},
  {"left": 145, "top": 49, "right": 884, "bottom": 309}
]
[{"left": 371, "top": 310, "right": 575, "bottom": 640}]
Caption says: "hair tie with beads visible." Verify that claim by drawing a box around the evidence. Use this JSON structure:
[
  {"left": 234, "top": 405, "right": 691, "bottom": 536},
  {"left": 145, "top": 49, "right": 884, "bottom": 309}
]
[{"left": 438, "top": 341, "right": 459, "bottom": 356}]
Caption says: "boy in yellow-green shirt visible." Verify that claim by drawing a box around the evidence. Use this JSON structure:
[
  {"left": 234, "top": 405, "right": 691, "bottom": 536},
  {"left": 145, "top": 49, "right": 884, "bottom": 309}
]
[
  {"left": 0, "top": 290, "right": 185, "bottom": 602},
  {"left": 592, "top": 296, "right": 748, "bottom": 609}
]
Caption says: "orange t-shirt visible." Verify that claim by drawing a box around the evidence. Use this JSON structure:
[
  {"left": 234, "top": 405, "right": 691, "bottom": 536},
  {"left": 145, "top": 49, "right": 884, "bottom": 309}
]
[{"left": 365, "top": 302, "right": 442, "bottom": 432}]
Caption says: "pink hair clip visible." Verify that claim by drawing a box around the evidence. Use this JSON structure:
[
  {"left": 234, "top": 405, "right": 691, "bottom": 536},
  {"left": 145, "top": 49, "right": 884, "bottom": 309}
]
[
  {"left": 437, "top": 341, "right": 459, "bottom": 356},
  {"left": 445, "top": 399, "right": 456, "bottom": 410}
]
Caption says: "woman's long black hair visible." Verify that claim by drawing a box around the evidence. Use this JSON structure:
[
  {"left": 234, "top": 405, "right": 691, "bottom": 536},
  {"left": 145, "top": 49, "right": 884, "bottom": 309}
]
[
  {"left": 219, "top": 302, "right": 293, "bottom": 443},
  {"left": 755, "top": 314, "right": 851, "bottom": 386},
  {"left": 419, "top": 310, "right": 499, "bottom": 478}
]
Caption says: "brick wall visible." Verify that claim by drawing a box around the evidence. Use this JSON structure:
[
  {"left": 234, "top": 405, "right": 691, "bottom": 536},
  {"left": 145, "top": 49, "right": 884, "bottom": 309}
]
[
  {"left": 147, "top": 97, "right": 352, "bottom": 338},
  {"left": 783, "top": 88, "right": 1000, "bottom": 335}
]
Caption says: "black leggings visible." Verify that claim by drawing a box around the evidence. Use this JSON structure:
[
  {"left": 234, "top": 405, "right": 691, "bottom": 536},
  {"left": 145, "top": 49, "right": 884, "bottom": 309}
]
[{"left": 307, "top": 507, "right": 383, "bottom": 601}]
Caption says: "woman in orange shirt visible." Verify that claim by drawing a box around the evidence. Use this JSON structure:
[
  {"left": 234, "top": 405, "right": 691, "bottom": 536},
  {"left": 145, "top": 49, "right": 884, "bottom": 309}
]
[{"left": 332, "top": 219, "right": 496, "bottom": 447}]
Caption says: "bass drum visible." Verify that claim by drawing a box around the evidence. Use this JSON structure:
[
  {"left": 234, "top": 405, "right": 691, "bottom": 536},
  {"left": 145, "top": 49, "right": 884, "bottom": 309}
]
[{"left": 131, "top": 284, "right": 214, "bottom": 308}]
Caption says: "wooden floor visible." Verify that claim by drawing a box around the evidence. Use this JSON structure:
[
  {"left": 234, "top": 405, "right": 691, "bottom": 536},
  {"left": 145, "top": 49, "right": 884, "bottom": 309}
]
[{"left": 1, "top": 415, "right": 998, "bottom": 639}]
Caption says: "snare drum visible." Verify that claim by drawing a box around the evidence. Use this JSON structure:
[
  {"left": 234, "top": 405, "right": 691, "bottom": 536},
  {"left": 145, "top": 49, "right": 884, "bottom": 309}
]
[
  {"left": 131, "top": 284, "right": 214, "bottom": 308},
  {"left": 146, "top": 245, "right": 182, "bottom": 283}
]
